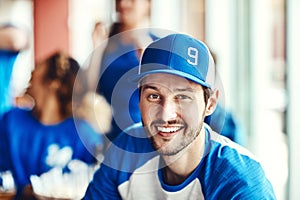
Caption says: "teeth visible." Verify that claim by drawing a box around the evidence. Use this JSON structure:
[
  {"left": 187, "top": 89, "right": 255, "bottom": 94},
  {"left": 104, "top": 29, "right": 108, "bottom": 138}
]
[{"left": 157, "top": 126, "right": 181, "bottom": 133}]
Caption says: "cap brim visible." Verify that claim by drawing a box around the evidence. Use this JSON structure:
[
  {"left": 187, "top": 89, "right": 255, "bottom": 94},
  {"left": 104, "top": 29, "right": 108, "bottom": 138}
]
[{"left": 130, "top": 69, "right": 211, "bottom": 88}]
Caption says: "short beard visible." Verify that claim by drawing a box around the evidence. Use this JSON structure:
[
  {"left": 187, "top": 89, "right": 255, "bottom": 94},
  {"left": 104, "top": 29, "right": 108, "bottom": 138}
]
[{"left": 144, "top": 122, "right": 204, "bottom": 156}]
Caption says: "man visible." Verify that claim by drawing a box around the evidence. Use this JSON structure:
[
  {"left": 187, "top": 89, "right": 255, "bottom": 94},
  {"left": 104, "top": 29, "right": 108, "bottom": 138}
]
[{"left": 83, "top": 33, "right": 276, "bottom": 199}]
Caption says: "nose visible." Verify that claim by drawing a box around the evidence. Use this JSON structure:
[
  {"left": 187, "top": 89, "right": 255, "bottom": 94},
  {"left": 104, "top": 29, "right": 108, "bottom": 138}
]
[{"left": 160, "top": 99, "right": 179, "bottom": 121}]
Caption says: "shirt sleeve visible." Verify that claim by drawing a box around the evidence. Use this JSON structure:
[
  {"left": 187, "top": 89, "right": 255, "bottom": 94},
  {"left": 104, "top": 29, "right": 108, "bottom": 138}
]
[
  {"left": 83, "top": 164, "right": 122, "bottom": 200},
  {"left": 0, "top": 112, "right": 12, "bottom": 171}
]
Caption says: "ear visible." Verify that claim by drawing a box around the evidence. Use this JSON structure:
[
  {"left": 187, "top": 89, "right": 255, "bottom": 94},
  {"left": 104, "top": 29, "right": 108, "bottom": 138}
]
[{"left": 205, "top": 89, "right": 219, "bottom": 116}]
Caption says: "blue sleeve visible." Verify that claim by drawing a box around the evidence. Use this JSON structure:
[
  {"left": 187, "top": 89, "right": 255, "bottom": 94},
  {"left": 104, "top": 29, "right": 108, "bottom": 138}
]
[
  {"left": 0, "top": 112, "right": 11, "bottom": 171},
  {"left": 217, "top": 176, "right": 276, "bottom": 200},
  {"left": 83, "top": 164, "right": 122, "bottom": 200},
  {"left": 202, "top": 144, "right": 276, "bottom": 200},
  {"left": 74, "top": 119, "right": 105, "bottom": 161},
  {"left": 0, "top": 50, "right": 19, "bottom": 117},
  {"left": 218, "top": 173, "right": 276, "bottom": 199}
]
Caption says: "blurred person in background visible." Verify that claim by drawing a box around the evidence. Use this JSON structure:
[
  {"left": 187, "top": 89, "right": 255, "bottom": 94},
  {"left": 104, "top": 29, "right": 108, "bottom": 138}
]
[
  {"left": 85, "top": 0, "right": 159, "bottom": 146},
  {"left": 204, "top": 52, "right": 246, "bottom": 146},
  {"left": 0, "top": 52, "right": 104, "bottom": 199},
  {"left": 0, "top": 24, "right": 29, "bottom": 119}
]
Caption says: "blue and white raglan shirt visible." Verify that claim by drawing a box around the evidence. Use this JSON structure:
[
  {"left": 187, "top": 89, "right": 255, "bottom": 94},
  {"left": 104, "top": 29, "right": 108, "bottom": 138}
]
[
  {"left": 0, "top": 107, "right": 103, "bottom": 196},
  {"left": 83, "top": 123, "right": 276, "bottom": 200}
]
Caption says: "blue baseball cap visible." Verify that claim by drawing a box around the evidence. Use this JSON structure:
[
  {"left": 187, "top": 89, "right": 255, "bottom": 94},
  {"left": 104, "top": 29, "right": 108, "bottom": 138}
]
[{"left": 133, "top": 33, "right": 215, "bottom": 88}]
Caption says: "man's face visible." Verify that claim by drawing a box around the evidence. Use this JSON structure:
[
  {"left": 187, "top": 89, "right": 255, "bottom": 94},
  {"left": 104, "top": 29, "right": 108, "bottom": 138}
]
[{"left": 139, "top": 73, "right": 208, "bottom": 156}]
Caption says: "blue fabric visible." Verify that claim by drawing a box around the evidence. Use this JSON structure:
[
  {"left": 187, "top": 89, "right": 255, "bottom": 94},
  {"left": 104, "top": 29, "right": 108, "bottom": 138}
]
[
  {"left": 204, "top": 103, "right": 246, "bottom": 145},
  {"left": 134, "top": 33, "right": 212, "bottom": 88},
  {"left": 0, "top": 49, "right": 19, "bottom": 118},
  {"left": 83, "top": 123, "right": 276, "bottom": 199},
  {"left": 0, "top": 107, "right": 103, "bottom": 194},
  {"left": 96, "top": 33, "right": 159, "bottom": 141}
]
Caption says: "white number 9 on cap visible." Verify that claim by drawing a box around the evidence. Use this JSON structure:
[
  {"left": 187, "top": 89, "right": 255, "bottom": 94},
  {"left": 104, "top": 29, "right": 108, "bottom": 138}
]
[{"left": 187, "top": 47, "right": 198, "bottom": 66}]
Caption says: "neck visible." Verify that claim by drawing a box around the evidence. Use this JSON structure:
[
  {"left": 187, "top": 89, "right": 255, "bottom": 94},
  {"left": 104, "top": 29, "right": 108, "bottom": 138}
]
[
  {"left": 162, "top": 127, "right": 206, "bottom": 185},
  {"left": 32, "top": 93, "right": 67, "bottom": 125},
  {"left": 121, "top": 18, "right": 150, "bottom": 32}
]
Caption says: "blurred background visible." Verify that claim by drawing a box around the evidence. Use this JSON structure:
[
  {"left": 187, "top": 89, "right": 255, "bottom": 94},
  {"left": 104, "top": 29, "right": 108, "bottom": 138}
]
[{"left": 1, "top": 0, "right": 299, "bottom": 199}]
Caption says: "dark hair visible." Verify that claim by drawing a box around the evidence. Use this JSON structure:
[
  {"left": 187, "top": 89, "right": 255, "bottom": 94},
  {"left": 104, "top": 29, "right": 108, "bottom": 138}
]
[
  {"left": 43, "top": 52, "right": 81, "bottom": 117},
  {"left": 108, "top": 22, "right": 123, "bottom": 37},
  {"left": 203, "top": 86, "right": 213, "bottom": 105}
]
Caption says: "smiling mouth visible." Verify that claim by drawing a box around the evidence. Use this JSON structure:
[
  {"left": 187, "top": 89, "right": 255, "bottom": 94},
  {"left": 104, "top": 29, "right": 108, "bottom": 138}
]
[{"left": 156, "top": 126, "right": 184, "bottom": 137}]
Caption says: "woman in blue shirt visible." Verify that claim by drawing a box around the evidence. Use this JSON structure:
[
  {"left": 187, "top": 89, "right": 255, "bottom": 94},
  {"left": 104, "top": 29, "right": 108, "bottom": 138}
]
[{"left": 0, "top": 52, "right": 103, "bottom": 199}]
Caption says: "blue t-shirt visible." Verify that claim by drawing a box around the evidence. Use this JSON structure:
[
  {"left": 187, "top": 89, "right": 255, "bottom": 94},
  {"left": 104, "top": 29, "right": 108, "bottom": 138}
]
[
  {"left": 0, "top": 49, "right": 19, "bottom": 118},
  {"left": 83, "top": 123, "right": 276, "bottom": 200},
  {"left": 0, "top": 108, "right": 103, "bottom": 193}
]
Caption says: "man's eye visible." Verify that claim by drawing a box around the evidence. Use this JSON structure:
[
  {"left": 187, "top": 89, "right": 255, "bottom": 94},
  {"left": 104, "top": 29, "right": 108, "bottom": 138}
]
[
  {"left": 176, "top": 95, "right": 191, "bottom": 100},
  {"left": 148, "top": 94, "right": 160, "bottom": 100}
]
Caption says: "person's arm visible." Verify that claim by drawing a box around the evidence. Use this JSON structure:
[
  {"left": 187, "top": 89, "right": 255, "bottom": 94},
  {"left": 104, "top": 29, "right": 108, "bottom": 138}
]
[
  {"left": 83, "top": 22, "right": 108, "bottom": 91},
  {"left": 0, "top": 112, "right": 12, "bottom": 171},
  {"left": 83, "top": 164, "right": 122, "bottom": 200},
  {"left": 0, "top": 25, "right": 29, "bottom": 51}
]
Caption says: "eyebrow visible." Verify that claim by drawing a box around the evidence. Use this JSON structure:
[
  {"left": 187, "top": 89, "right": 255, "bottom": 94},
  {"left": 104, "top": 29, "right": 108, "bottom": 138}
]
[
  {"left": 141, "top": 84, "right": 196, "bottom": 93},
  {"left": 175, "top": 88, "right": 195, "bottom": 92},
  {"left": 141, "top": 85, "right": 157, "bottom": 92}
]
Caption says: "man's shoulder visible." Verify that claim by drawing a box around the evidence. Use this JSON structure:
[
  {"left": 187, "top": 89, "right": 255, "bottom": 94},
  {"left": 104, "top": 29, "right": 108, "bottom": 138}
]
[
  {"left": 206, "top": 129, "right": 257, "bottom": 165},
  {"left": 201, "top": 127, "right": 275, "bottom": 198},
  {"left": 205, "top": 127, "right": 269, "bottom": 183}
]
